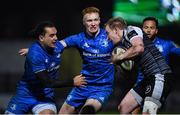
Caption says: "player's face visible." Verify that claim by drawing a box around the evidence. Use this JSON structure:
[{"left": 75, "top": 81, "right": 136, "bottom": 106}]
[
  {"left": 142, "top": 20, "right": 158, "bottom": 40},
  {"left": 105, "top": 25, "right": 122, "bottom": 45},
  {"left": 83, "top": 12, "right": 100, "bottom": 35},
  {"left": 40, "top": 27, "right": 57, "bottom": 48}
]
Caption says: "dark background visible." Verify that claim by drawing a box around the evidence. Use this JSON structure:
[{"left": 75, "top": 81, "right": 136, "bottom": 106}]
[{"left": 0, "top": 0, "right": 180, "bottom": 114}]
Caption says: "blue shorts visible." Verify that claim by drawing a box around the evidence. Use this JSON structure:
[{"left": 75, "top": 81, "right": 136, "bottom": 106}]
[
  {"left": 65, "top": 85, "right": 113, "bottom": 109},
  {"left": 5, "top": 95, "right": 56, "bottom": 114}
]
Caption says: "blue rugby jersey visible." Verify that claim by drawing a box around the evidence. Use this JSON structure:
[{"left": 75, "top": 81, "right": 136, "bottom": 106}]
[
  {"left": 16, "top": 41, "right": 64, "bottom": 99},
  {"left": 154, "top": 37, "right": 180, "bottom": 64},
  {"left": 137, "top": 37, "right": 180, "bottom": 83},
  {"left": 63, "top": 28, "right": 115, "bottom": 85}
]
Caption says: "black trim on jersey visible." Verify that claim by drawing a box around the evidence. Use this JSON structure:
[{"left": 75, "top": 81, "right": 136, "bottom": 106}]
[
  {"left": 127, "top": 30, "right": 138, "bottom": 39},
  {"left": 36, "top": 70, "right": 74, "bottom": 88}
]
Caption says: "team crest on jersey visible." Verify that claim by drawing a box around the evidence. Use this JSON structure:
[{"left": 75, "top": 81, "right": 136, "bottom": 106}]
[{"left": 99, "top": 39, "right": 108, "bottom": 47}]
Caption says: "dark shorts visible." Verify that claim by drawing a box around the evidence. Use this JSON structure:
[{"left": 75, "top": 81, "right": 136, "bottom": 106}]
[{"left": 131, "top": 73, "right": 172, "bottom": 107}]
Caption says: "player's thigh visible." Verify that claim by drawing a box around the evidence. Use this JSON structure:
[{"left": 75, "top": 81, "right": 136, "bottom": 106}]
[
  {"left": 32, "top": 103, "right": 57, "bottom": 114},
  {"left": 86, "top": 86, "right": 112, "bottom": 112},
  {"left": 59, "top": 102, "right": 76, "bottom": 114},
  {"left": 84, "top": 99, "right": 102, "bottom": 112},
  {"left": 118, "top": 90, "right": 139, "bottom": 113}
]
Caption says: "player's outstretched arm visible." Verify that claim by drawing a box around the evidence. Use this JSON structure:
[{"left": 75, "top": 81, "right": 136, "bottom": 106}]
[
  {"left": 36, "top": 71, "right": 87, "bottom": 88},
  {"left": 18, "top": 48, "right": 29, "bottom": 56}
]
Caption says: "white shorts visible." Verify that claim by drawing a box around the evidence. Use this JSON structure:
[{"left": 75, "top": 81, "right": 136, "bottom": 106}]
[{"left": 32, "top": 103, "right": 57, "bottom": 114}]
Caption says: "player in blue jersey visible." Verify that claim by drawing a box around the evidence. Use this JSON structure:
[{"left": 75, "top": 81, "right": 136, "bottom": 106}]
[
  {"left": 105, "top": 17, "right": 173, "bottom": 114},
  {"left": 58, "top": 7, "right": 115, "bottom": 114},
  {"left": 5, "top": 21, "right": 86, "bottom": 114},
  {"left": 18, "top": 7, "right": 115, "bottom": 114}
]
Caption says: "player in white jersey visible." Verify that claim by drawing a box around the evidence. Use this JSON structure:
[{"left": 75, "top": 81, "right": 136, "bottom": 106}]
[{"left": 105, "top": 17, "right": 172, "bottom": 114}]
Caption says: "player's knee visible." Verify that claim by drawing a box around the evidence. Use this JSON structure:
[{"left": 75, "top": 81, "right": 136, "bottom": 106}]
[
  {"left": 38, "top": 109, "right": 55, "bottom": 114},
  {"left": 118, "top": 104, "right": 126, "bottom": 113},
  {"left": 143, "top": 100, "right": 159, "bottom": 114},
  {"left": 59, "top": 103, "right": 75, "bottom": 114},
  {"left": 79, "top": 105, "right": 95, "bottom": 114}
]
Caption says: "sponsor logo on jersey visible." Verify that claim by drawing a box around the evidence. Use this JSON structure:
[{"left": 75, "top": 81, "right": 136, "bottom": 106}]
[{"left": 127, "top": 30, "right": 138, "bottom": 39}]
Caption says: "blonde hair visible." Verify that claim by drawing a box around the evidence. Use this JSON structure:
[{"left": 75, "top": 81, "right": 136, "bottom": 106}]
[
  {"left": 105, "top": 17, "right": 127, "bottom": 30},
  {"left": 82, "top": 6, "right": 100, "bottom": 16}
]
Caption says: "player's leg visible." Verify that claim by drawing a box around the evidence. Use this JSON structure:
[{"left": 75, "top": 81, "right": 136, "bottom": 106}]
[
  {"left": 142, "top": 73, "right": 172, "bottom": 114},
  {"left": 32, "top": 103, "right": 57, "bottom": 114},
  {"left": 79, "top": 85, "right": 113, "bottom": 114},
  {"left": 118, "top": 77, "right": 146, "bottom": 114},
  {"left": 131, "top": 106, "right": 141, "bottom": 114},
  {"left": 118, "top": 90, "right": 139, "bottom": 113},
  {"left": 79, "top": 99, "right": 102, "bottom": 114},
  {"left": 59, "top": 87, "right": 88, "bottom": 114},
  {"left": 59, "top": 102, "right": 76, "bottom": 114}
]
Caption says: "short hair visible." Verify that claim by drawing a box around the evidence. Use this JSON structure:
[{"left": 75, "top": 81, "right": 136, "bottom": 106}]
[
  {"left": 105, "top": 17, "right": 127, "bottom": 30},
  {"left": 143, "top": 17, "right": 159, "bottom": 28},
  {"left": 82, "top": 6, "right": 100, "bottom": 17},
  {"left": 30, "top": 21, "right": 55, "bottom": 39}
]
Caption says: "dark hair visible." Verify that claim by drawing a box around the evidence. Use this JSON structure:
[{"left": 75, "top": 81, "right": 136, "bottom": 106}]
[
  {"left": 143, "top": 17, "right": 159, "bottom": 28},
  {"left": 105, "top": 17, "right": 127, "bottom": 30},
  {"left": 30, "top": 21, "right": 55, "bottom": 39}
]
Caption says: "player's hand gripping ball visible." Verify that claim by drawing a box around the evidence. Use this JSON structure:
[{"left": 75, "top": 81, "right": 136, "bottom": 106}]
[{"left": 112, "top": 46, "right": 134, "bottom": 71}]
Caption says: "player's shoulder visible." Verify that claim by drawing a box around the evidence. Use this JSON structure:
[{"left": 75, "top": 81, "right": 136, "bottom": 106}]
[
  {"left": 125, "top": 26, "right": 143, "bottom": 39},
  {"left": 127, "top": 26, "right": 141, "bottom": 32},
  {"left": 65, "top": 32, "right": 84, "bottom": 40},
  {"left": 156, "top": 37, "right": 173, "bottom": 44},
  {"left": 28, "top": 42, "right": 44, "bottom": 57}
]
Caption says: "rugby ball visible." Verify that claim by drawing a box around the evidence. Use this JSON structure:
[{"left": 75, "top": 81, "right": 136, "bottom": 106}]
[{"left": 112, "top": 46, "right": 134, "bottom": 71}]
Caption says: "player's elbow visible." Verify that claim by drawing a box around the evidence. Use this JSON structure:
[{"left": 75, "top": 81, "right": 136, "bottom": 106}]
[
  {"left": 135, "top": 45, "right": 144, "bottom": 55},
  {"left": 38, "top": 78, "right": 54, "bottom": 88},
  {"left": 138, "top": 45, "right": 144, "bottom": 54},
  {"left": 41, "top": 81, "right": 54, "bottom": 88}
]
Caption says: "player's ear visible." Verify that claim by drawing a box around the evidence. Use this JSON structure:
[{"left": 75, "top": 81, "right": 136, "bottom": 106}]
[
  {"left": 155, "top": 28, "right": 158, "bottom": 34},
  {"left": 39, "top": 35, "right": 44, "bottom": 41},
  {"left": 114, "top": 27, "right": 119, "bottom": 34}
]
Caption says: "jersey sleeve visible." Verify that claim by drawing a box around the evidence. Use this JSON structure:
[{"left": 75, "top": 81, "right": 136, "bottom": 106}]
[
  {"left": 56, "top": 41, "right": 65, "bottom": 53},
  {"left": 63, "top": 34, "right": 80, "bottom": 47},
  {"left": 27, "top": 49, "right": 46, "bottom": 73},
  {"left": 169, "top": 41, "right": 180, "bottom": 56},
  {"left": 127, "top": 26, "right": 143, "bottom": 42}
]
